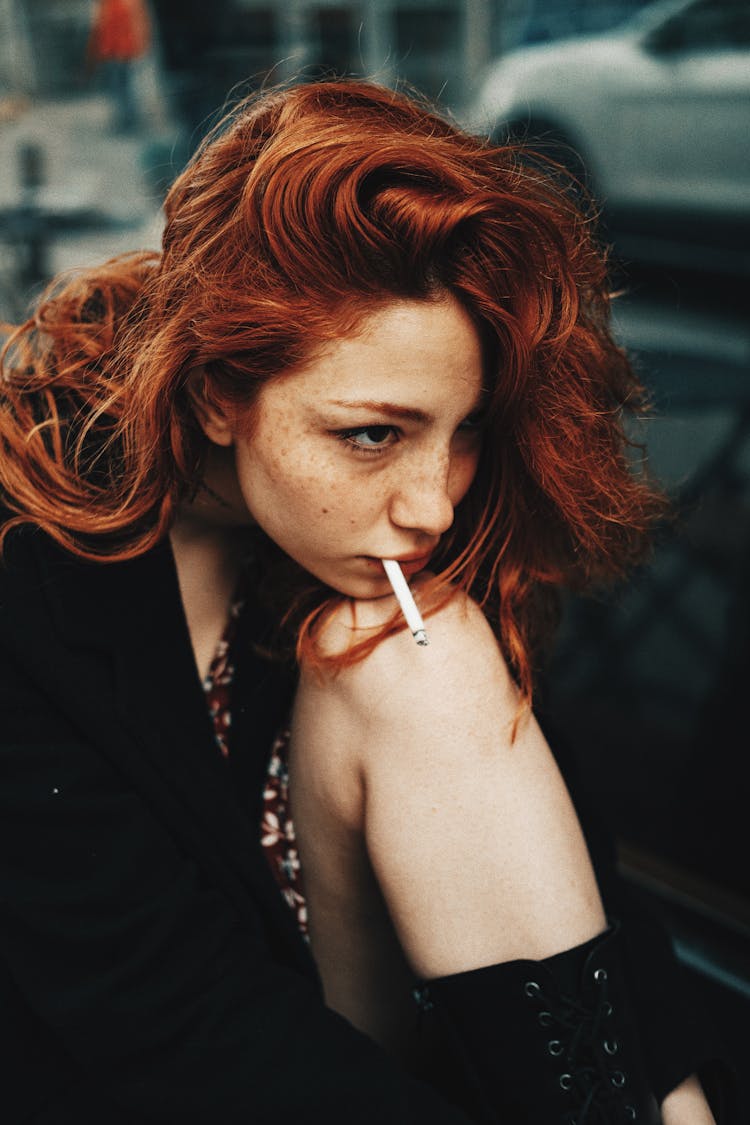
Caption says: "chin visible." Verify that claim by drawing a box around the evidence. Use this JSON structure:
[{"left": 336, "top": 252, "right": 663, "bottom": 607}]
[
  {"left": 326, "top": 581, "right": 381, "bottom": 601},
  {"left": 318, "top": 572, "right": 391, "bottom": 601},
  {"left": 284, "top": 553, "right": 391, "bottom": 601}
]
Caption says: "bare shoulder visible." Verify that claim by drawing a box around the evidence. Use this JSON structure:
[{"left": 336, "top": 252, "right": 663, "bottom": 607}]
[
  {"left": 305, "top": 584, "right": 519, "bottom": 755},
  {"left": 320, "top": 581, "right": 508, "bottom": 672},
  {"left": 295, "top": 588, "right": 605, "bottom": 979}
]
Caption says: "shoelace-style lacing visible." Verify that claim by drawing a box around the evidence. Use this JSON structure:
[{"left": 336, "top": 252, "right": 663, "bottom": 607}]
[{"left": 525, "top": 970, "right": 636, "bottom": 1124}]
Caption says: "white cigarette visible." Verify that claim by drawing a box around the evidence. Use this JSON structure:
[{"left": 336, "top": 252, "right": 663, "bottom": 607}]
[{"left": 382, "top": 559, "right": 429, "bottom": 646}]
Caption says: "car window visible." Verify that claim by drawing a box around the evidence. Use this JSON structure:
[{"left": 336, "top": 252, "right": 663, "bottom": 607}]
[{"left": 648, "top": 0, "right": 750, "bottom": 52}]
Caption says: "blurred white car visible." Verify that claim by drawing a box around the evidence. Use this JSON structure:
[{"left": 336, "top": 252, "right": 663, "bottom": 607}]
[{"left": 463, "top": 0, "right": 750, "bottom": 267}]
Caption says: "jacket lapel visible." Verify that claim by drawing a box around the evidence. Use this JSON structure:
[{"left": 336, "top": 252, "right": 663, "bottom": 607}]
[{"left": 31, "top": 529, "right": 316, "bottom": 976}]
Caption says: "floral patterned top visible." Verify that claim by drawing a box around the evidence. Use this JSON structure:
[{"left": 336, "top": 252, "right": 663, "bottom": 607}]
[
  {"left": 260, "top": 728, "right": 309, "bottom": 939},
  {"left": 202, "top": 598, "right": 309, "bottom": 940}
]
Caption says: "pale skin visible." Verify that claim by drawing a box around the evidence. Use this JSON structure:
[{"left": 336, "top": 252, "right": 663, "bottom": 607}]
[{"left": 171, "top": 294, "right": 714, "bottom": 1122}]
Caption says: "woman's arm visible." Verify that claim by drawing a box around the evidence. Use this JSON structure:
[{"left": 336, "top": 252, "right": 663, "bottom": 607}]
[
  {"left": 662, "top": 1076, "right": 716, "bottom": 1125},
  {"left": 302, "top": 590, "right": 607, "bottom": 977},
  {"left": 295, "top": 589, "right": 721, "bottom": 1122}
]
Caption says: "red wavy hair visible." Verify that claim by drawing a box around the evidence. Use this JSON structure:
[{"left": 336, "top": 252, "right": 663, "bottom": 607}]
[{"left": 0, "top": 79, "right": 664, "bottom": 702}]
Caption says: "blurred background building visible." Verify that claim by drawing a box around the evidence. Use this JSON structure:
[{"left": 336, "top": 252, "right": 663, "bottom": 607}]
[
  {"left": 1, "top": 0, "right": 749, "bottom": 1075},
  {"left": 2, "top": 1, "right": 655, "bottom": 107}
]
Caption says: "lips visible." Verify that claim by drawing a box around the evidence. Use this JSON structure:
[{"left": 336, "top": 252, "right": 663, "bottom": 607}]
[
  {"left": 390, "top": 554, "right": 432, "bottom": 578},
  {"left": 360, "top": 552, "right": 434, "bottom": 579}
]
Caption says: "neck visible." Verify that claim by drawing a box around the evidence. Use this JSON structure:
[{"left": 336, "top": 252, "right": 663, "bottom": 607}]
[{"left": 169, "top": 517, "right": 250, "bottom": 681}]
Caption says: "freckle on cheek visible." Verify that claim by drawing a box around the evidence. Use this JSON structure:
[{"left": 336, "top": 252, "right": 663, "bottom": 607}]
[{"left": 321, "top": 508, "right": 329, "bottom": 514}]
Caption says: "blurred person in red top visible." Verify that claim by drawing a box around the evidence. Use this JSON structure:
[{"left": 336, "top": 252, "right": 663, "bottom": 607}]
[{"left": 87, "top": 0, "right": 151, "bottom": 133}]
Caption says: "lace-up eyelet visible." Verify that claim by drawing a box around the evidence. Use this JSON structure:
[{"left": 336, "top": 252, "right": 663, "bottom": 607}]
[
  {"left": 412, "top": 985, "right": 434, "bottom": 1012},
  {"left": 593, "top": 967, "right": 608, "bottom": 983},
  {"left": 611, "top": 1070, "right": 626, "bottom": 1088},
  {"left": 559, "top": 1073, "right": 573, "bottom": 1091},
  {"left": 538, "top": 1010, "right": 554, "bottom": 1027},
  {"left": 603, "top": 1038, "right": 618, "bottom": 1055},
  {"left": 603, "top": 1001, "right": 614, "bottom": 1017},
  {"left": 524, "top": 980, "right": 541, "bottom": 999},
  {"left": 547, "top": 1039, "right": 564, "bottom": 1057},
  {"left": 625, "top": 1106, "right": 637, "bottom": 1120}
]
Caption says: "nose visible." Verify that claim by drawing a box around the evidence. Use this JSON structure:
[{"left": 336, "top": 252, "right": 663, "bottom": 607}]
[{"left": 388, "top": 451, "right": 457, "bottom": 538}]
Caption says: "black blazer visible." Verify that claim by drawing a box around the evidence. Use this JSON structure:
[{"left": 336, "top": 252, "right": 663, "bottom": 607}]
[
  {"left": 0, "top": 522, "right": 734, "bottom": 1123},
  {"left": 0, "top": 524, "right": 479, "bottom": 1124}
]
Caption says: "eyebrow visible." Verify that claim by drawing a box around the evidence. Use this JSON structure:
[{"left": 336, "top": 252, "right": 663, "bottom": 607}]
[{"left": 325, "top": 399, "right": 431, "bottom": 424}]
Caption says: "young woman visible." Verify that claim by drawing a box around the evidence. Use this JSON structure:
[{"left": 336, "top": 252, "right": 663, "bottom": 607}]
[{"left": 0, "top": 81, "right": 734, "bottom": 1124}]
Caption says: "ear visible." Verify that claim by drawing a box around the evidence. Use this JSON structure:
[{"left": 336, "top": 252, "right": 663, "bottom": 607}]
[{"left": 185, "top": 365, "right": 234, "bottom": 447}]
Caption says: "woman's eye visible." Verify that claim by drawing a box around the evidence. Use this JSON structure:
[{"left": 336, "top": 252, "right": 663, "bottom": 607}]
[{"left": 337, "top": 426, "right": 398, "bottom": 452}]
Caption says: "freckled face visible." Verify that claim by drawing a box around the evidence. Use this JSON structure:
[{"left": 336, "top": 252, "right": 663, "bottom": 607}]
[{"left": 209, "top": 295, "right": 485, "bottom": 598}]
